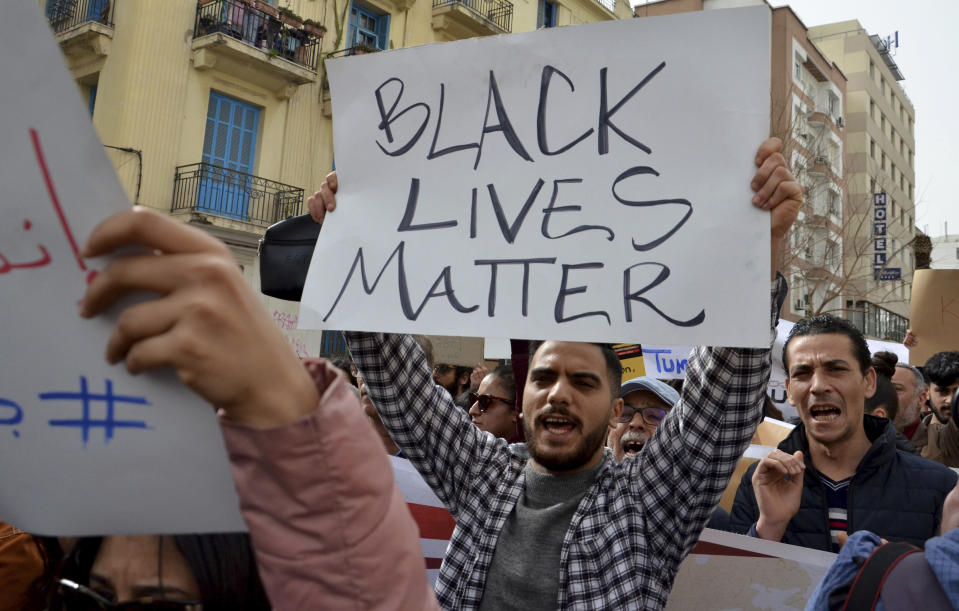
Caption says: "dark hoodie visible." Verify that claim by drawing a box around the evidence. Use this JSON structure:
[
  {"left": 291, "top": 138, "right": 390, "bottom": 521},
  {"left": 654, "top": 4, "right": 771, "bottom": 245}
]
[{"left": 729, "top": 415, "right": 957, "bottom": 551}]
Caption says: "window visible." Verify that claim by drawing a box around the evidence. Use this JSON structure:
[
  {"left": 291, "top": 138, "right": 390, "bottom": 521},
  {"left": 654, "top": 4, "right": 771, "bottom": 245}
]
[
  {"left": 538, "top": 0, "right": 557, "bottom": 28},
  {"left": 348, "top": 2, "right": 389, "bottom": 51},
  {"left": 198, "top": 92, "right": 260, "bottom": 219},
  {"left": 881, "top": 152, "right": 886, "bottom": 170},
  {"left": 870, "top": 138, "right": 876, "bottom": 159},
  {"left": 88, "top": 83, "right": 98, "bottom": 117},
  {"left": 956, "top": 247, "right": 959, "bottom": 260},
  {"left": 869, "top": 99, "right": 875, "bottom": 121},
  {"left": 869, "top": 59, "right": 875, "bottom": 81},
  {"left": 881, "top": 78, "right": 887, "bottom": 97},
  {"left": 891, "top": 162, "right": 896, "bottom": 180},
  {"left": 827, "top": 190, "right": 839, "bottom": 215},
  {"left": 828, "top": 93, "right": 838, "bottom": 116},
  {"left": 795, "top": 58, "right": 802, "bottom": 80}
]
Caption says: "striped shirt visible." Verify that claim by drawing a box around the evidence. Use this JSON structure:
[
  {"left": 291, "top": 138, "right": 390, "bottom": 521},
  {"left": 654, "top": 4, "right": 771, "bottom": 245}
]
[{"left": 819, "top": 473, "right": 852, "bottom": 552}]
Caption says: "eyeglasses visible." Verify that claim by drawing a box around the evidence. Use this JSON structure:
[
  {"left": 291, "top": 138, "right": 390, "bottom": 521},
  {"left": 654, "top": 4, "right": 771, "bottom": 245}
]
[
  {"left": 433, "top": 364, "right": 454, "bottom": 375},
  {"left": 617, "top": 404, "right": 668, "bottom": 426},
  {"left": 58, "top": 579, "right": 203, "bottom": 611},
  {"left": 468, "top": 392, "right": 513, "bottom": 412}
]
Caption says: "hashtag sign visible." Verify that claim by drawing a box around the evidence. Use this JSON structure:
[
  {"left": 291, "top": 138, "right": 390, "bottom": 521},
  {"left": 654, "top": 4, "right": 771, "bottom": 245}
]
[{"left": 40, "top": 377, "right": 151, "bottom": 446}]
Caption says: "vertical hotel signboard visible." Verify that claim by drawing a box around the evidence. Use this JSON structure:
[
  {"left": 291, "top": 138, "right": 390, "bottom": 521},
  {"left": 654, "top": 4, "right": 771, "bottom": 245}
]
[{"left": 873, "top": 193, "right": 901, "bottom": 281}]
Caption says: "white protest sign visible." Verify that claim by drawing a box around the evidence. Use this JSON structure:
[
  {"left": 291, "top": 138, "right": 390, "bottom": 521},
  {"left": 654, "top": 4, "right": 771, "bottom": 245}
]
[
  {"left": 0, "top": 2, "right": 244, "bottom": 535},
  {"left": 301, "top": 7, "right": 772, "bottom": 347}
]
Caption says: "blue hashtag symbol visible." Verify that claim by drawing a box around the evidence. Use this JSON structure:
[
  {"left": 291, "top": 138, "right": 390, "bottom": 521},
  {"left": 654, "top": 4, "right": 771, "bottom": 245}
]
[{"left": 40, "top": 377, "right": 151, "bottom": 446}]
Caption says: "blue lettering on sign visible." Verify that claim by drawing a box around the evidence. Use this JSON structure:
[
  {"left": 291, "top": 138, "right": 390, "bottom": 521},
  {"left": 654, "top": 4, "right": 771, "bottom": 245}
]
[
  {"left": 874, "top": 208, "right": 887, "bottom": 221},
  {"left": 0, "top": 398, "right": 23, "bottom": 438},
  {"left": 874, "top": 253, "right": 887, "bottom": 265},
  {"left": 643, "top": 347, "right": 688, "bottom": 375},
  {"left": 873, "top": 222, "right": 886, "bottom": 236},
  {"left": 874, "top": 238, "right": 886, "bottom": 251},
  {"left": 873, "top": 193, "right": 887, "bottom": 206},
  {"left": 40, "top": 377, "right": 151, "bottom": 446}
]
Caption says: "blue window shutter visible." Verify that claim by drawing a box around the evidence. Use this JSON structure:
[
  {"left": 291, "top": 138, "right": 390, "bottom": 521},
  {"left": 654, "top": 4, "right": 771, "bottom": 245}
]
[
  {"left": 87, "top": 0, "right": 108, "bottom": 22},
  {"left": 199, "top": 92, "right": 260, "bottom": 219},
  {"left": 348, "top": 3, "right": 359, "bottom": 47},
  {"left": 203, "top": 92, "right": 259, "bottom": 173},
  {"left": 376, "top": 13, "right": 390, "bottom": 50}
]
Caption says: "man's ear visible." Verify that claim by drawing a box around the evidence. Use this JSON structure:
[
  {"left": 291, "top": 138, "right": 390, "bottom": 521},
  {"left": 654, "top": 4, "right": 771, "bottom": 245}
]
[
  {"left": 609, "top": 398, "right": 623, "bottom": 429},
  {"left": 864, "top": 367, "right": 877, "bottom": 397},
  {"left": 784, "top": 378, "right": 798, "bottom": 407},
  {"left": 872, "top": 407, "right": 888, "bottom": 419}
]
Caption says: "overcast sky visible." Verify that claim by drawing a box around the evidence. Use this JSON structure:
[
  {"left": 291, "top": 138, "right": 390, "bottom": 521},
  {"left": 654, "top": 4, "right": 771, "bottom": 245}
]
[{"left": 634, "top": 0, "right": 958, "bottom": 238}]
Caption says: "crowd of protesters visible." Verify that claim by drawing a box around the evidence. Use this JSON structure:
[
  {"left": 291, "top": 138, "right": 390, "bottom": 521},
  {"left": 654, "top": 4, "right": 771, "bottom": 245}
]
[{"left": 2, "top": 135, "right": 958, "bottom": 610}]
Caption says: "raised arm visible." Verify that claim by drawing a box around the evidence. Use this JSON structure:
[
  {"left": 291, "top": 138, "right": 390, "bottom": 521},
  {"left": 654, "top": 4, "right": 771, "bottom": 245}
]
[
  {"left": 309, "top": 172, "right": 522, "bottom": 516},
  {"left": 631, "top": 137, "right": 799, "bottom": 571},
  {"left": 81, "top": 208, "right": 437, "bottom": 610},
  {"left": 345, "top": 331, "right": 513, "bottom": 518}
]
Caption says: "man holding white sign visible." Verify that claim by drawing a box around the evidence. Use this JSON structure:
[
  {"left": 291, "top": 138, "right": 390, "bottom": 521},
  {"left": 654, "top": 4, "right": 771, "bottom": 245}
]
[{"left": 307, "top": 135, "right": 801, "bottom": 609}]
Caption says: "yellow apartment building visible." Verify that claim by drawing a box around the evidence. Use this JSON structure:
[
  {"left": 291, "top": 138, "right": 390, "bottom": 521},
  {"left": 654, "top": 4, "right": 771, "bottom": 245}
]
[
  {"left": 808, "top": 21, "right": 916, "bottom": 340},
  {"left": 43, "top": 0, "right": 630, "bottom": 355}
]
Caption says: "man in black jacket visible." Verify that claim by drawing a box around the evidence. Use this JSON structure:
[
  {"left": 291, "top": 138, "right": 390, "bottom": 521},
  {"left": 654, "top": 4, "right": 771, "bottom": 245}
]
[{"left": 729, "top": 315, "right": 957, "bottom": 552}]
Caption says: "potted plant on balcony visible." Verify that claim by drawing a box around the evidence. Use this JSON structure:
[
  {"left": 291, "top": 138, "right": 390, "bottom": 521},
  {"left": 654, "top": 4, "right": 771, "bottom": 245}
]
[
  {"left": 351, "top": 42, "right": 379, "bottom": 55},
  {"left": 277, "top": 6, "right": 303, "bottom": 28},
  {"left": 302, "top": 18, "right": 326, "bottom": 38},
  {"left": 255, "top": 0, "right": 278, "bottom": 17}
]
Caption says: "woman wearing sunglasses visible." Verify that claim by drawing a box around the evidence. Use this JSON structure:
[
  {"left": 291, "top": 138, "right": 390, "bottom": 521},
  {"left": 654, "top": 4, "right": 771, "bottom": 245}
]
[{"left": 468, "top": 365, "right": 517, "bottom": 440}]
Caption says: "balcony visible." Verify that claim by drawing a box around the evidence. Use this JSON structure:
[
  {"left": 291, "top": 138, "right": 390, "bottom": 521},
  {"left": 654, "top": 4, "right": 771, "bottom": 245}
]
[
  {"left": 47, "top": 0, "right": 115, "bottom": 74},
  {"left": 172, "top": 163, "right": 304, "bottom": 227},
  {"left": 432, "top": 0, "right": 513, "bottom": 38},
  {"left": 192, "top": 0, "right": 322, "bottom": 95},
  {"left": 46, "top": 0, "right": 114, "bottom": 34}
]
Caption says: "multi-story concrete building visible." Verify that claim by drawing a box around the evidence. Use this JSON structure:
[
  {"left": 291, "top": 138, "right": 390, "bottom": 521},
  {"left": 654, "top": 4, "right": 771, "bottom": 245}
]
[
  {"left": 930, "top": 230, "right": 959, "bottom": 270},
  {"left": 809, "top": 20, "right": 916, "bottom": 341},
  {"left": 635, "top": 1, "right": 848, "bottom": 324},
  {"left": 42, "top": 0, "right": 631, "bottom": 355}
]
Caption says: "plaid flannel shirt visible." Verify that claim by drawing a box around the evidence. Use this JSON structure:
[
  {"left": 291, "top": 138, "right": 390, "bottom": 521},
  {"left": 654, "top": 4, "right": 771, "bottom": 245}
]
[{"left": 346, "top": 277, "right": 784, "bottom": 610}]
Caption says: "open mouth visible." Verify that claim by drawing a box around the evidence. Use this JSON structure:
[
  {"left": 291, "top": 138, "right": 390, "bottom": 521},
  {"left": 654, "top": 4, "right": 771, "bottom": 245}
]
[
  {"left": 541, "top": 415, "right": 577, "bottom": 435},
  {"left": 810, "top": 405, "right": 842, "bottom": 422},
  {"left": 621, "top": 439, "right": 645, "bottom": 456}
]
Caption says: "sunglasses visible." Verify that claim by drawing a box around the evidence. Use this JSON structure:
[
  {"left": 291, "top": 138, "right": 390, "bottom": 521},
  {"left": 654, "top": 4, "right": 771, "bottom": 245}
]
[
  {"left": 58, "top": 579, "right": 203, "bottom": 611},
  {"left": 617, "top": 404, "right": 668, "bottom": 426},
  {"left": 468, "top": 392, "right": 513, "bottom": 412}
]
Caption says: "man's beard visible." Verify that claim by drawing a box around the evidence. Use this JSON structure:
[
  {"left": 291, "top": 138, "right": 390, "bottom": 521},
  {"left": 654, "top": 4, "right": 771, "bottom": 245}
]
[{"left": 523, "top": 406, "right": 609, "bottom": 472}]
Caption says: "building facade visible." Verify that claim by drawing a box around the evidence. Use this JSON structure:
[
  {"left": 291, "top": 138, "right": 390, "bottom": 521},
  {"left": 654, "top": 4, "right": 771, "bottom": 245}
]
[
  {"left": 809, "top": 20, "right": 916, "bottom": 341},
  {"left": 43, "top": 0, "right": 631, "bottom": 355},
  {"left": 930, "top": 232, "right": 959, "bottom": 270}
]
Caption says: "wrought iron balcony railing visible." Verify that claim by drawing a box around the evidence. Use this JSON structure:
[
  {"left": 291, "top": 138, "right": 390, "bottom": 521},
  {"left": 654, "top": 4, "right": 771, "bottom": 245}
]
[
  {"left": 46, "top": 0, "right": 115, "bottom": 34},
  {"left": 173, "top": 162, "right": 304, "bottom": 226},
  {"left": 432, "top": 0, "right": 513, "bottom": 33},
  {"left": 194, "top": 0, "right": 322, "bottom": 71}
]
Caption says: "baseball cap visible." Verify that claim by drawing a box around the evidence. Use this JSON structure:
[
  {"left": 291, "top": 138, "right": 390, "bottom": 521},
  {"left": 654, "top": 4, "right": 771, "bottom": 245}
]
[{"left": 619, "top": 376, "right": 679, "bottom": 408}]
